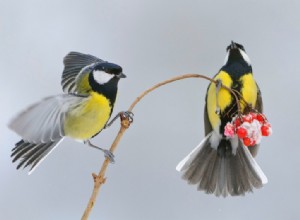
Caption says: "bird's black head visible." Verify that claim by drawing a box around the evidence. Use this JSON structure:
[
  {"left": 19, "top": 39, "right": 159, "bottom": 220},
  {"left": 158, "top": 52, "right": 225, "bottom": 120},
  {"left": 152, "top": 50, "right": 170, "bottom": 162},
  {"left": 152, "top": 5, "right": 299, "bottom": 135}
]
[
  {"left": 224, "top": 41, "right": 251, "bottom": 66},
  {"left": 89, "top": 62, "right": 126, "bottom": 105},
  {"left": 226, "top": 41, "right": 245, "bottom": 52},
  {"left": 92, "top": 62, "right": 126, "bottom": 85}
]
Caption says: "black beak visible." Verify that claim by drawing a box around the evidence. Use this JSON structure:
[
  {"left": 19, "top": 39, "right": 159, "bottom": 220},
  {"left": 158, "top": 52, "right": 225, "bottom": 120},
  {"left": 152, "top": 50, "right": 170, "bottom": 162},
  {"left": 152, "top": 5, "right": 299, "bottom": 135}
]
[
  {"left": 117, "top": 72, "right": 126, "bottom": 78},
  {"left": 231, "top": 41, "right": 237, "bottom": 49}
]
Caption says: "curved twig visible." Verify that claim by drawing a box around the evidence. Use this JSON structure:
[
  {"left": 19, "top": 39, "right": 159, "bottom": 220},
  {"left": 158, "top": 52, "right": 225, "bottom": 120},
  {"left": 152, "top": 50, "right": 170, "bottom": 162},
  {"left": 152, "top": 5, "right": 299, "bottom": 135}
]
[{"left": 81, "top": 73, "right": 246, "bottom": 220}]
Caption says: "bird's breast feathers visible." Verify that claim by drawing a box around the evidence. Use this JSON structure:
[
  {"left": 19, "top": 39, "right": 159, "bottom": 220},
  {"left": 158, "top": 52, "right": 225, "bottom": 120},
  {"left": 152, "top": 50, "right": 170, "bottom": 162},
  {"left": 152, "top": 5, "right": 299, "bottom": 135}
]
[
  {"left": 64, "top": 92, "right": 112, "bottom": 140},
  {"left": 207, "top": 71, "right": 257, "bottom": 130}
]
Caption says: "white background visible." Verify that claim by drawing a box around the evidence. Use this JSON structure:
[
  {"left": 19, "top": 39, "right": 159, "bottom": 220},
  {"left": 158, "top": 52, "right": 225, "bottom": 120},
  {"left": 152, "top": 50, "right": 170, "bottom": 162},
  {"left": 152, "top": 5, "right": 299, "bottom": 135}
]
[{"left": 1, "top": 0, "right": 299, "bottom": 219}]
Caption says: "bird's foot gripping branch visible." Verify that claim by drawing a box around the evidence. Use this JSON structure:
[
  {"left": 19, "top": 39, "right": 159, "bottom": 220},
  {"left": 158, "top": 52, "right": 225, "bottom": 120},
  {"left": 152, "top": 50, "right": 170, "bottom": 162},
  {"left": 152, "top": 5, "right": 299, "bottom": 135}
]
[
  {"left": 105, "top": 111, "right": 134, "bottom": 129},
  {"left": 81, "top": 110, "right": 133, "bottom": 220}
]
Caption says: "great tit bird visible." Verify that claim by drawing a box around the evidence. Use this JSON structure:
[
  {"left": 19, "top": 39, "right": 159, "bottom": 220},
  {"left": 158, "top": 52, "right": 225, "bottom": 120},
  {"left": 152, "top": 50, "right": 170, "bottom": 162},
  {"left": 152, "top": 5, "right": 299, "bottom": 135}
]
[
  {"left": 9, "top": 52, "right": 126, "bottom": 174},
  {"left": 176, "top": 42, "right": 267, "bottom": 196}
]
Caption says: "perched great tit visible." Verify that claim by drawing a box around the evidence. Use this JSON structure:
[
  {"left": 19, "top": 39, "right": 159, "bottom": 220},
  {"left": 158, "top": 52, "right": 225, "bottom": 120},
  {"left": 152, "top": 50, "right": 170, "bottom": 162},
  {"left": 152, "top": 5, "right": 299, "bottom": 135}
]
[
  {"left": 9, "top": 52, "right": 126, "bottom": 174},
  {"left": 176, "top": 42, "right": 267, "bottom": 197}
]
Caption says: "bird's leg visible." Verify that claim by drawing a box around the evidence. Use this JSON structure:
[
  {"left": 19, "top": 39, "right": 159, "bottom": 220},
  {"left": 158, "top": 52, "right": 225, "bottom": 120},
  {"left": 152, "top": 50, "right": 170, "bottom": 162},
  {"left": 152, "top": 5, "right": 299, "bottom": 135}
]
[
  {"left": 84, "top": 140, "right": 115, "bottom": 163},
  {"left": 104, "top": 111, "right": 134, "bottom": 129},
  {"left": 215, "top": 79, "right": 222, "bottom": 115}
]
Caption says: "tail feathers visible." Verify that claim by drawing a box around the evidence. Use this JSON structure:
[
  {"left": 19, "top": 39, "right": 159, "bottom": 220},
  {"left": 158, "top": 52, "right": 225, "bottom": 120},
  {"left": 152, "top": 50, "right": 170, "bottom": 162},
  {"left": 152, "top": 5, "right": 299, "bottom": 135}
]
[
  {"left": 177, "top": 135, "right": 267, "bottom": 197},
  {"left": 176, "top": 135, "right": 210, "bottom": 172},
  {"left": 11, "top": 139, "right": 63, "bottom": 174}
]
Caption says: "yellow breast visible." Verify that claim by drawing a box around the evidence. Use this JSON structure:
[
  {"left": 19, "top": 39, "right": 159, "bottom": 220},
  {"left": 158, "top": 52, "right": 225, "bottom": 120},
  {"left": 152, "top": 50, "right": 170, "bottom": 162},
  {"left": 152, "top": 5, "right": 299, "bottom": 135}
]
[{"left": 64, "top": 92, "right": 112, "bottom": 140}]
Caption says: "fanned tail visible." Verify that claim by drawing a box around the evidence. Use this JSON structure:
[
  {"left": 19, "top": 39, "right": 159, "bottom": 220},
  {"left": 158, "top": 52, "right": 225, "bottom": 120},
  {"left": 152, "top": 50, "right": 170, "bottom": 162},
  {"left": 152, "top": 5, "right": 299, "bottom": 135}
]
[
  {"left": 176, "top": 133, "right": 267, "bottom": 197},
  {"left": 11, "top": 139, "right": 63, "bottom": 174}
]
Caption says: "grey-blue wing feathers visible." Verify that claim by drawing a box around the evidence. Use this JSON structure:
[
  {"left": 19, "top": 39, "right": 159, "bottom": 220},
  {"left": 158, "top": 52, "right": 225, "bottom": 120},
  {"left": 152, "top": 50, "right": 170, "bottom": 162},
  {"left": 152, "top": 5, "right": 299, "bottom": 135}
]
[
  {"left": 9, "top": 94, "right": 86, "bottom": 174},
  {"left": 8, "top": 94, "right": 85, "bottom": 143},
  {"left": 61, "top": 52, "right": 104, "bottom": 93},
  {"left": 11, "top": 139, "right": 63, "bottom": 174},
  {"left": 10, "top": 51, "right": 105, "bottom": 173}
]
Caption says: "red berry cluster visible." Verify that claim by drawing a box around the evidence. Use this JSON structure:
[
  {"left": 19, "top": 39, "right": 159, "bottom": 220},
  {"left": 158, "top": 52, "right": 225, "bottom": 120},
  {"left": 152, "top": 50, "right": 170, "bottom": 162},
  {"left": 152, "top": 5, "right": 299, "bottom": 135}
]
[{"left": 225, "top": 112, "right": 272, "bottom": 147}]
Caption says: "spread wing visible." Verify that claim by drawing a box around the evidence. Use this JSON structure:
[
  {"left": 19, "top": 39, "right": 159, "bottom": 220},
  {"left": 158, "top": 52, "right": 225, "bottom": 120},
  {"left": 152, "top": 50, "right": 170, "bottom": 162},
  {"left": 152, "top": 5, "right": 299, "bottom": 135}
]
[
  {"left": 8, "top": 94, "right": 86, "bottom": 143},
  {"left": 61, "top": 52, "right": 104, "bottom": 94}
]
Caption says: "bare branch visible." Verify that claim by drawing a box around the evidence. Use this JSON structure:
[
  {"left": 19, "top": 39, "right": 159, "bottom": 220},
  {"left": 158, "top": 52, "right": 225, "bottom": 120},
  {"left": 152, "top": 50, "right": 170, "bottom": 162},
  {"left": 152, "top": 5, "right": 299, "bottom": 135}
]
[{"left": 81, "top": 73, "right": 247, "bottom": 220}]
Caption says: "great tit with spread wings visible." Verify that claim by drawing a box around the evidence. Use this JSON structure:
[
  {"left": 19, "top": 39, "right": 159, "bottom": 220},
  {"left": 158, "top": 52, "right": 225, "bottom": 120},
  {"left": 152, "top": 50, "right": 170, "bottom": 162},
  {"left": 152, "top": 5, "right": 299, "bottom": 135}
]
[{"left": 9, "top": 52, "right": 127, "bottom": 174}]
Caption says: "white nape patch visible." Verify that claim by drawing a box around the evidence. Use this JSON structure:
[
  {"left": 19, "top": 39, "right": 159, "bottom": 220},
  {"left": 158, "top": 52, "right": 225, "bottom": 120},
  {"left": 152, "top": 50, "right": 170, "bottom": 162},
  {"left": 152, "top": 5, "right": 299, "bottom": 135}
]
[
  {"left": 239, "top": 49, "right": 251, "bottom": 65},
  {"left": 223, "top": 51, "right": 229, "bottom": 65},
  {"left": 93, "top": 70, "right": 114, "bottom": 85},
  {"left": 209, "top": 130, "right": 222, "bottom": 150}
]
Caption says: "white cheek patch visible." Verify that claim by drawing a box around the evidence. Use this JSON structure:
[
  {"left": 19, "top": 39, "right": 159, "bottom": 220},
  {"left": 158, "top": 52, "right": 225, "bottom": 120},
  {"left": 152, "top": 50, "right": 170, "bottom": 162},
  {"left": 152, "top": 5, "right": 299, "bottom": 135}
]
[
  {"left": 239, "top": 49, "right": 251, "bottom": 66},
  {"left": 93, "top": 70, "right": 114, "bottom": 85},
  {"left": 223, "top": 51, "right": 229, "bottom": 65}
]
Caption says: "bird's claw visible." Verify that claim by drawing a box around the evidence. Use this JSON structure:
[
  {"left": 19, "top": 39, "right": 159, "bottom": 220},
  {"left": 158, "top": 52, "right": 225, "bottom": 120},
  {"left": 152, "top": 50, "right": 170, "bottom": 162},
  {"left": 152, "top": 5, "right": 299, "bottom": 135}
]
[
  {"left": 85, "top": 140, "right": 115, "bottom": 163},
  {"left": 215, "top": 79, "right": 222, "bottom": 115},
  {"left": 102, "top": 149, "right": 115, "bottom": 163},
  {"left": 215, "top": 79, "right": 222, "bottom": 90},
  {"left": 104, "top": 111, "right": 134, "bottom": 129},
  {"left": 120, "top": 111, "right": 134, "bottom": 123},
  {"left": 215, "top": 107, "right": 221, "bottom": 115}
]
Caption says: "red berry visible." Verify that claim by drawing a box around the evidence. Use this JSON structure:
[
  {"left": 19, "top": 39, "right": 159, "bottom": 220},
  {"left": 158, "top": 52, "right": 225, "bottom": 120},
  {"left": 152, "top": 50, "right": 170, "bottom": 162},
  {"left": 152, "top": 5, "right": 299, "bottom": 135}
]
[
  {"left": 261, "top": 125, "right": 270, "bottom": 136},
  {"left": 243, "top": 137, "right": 251, "bottom": 146},
  {"left": 237, "top": 127, "right": 247, "bottom": 138},
  {"left": 250, "top": 112, "right": 257, "bottom": 120},
  {"left": 235, "top": 118, "right": 242, "bottom": 127},
  {"left": 242, "top": 114, "right": 252, "bottom": 123},
  {"left": 250, "top": 139, "right": 256, "bottom": 146},
  {"left": 256, "top": 114, "right": 265, "bottom": 123},
  {"left": 264, "top": 122, "right": 271, "bottom": 128}
]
